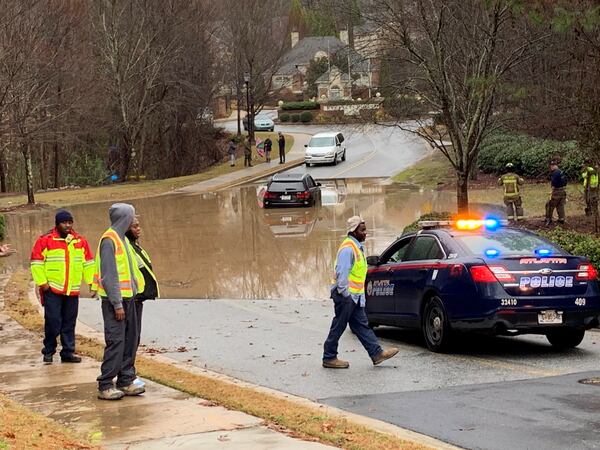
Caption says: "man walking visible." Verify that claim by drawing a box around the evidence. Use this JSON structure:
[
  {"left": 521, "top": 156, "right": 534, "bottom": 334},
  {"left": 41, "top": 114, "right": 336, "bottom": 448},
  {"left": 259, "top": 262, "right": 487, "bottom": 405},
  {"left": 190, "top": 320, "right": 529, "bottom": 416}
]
[
  {"left": 498, "top": 162, "right": 524, "bottom": 221},
  {"left": 126, "top": 216, "right": 159, "bottom": 390},
  {"left": 31, "top": 210, "right": 94, "bottom": 364},
  {"left": 581, "top": 160, "right": 598, "bottom": 217},
  {"left": 545, "top": 160, "right": 568, "bottom": 225},
  {"left": 278, "top": 132, "right": 285, "bottom": 164},
  {"left": 227, "top": 138, "right": 237, "bottom": 167},
  {"left": 92, "top": 203, "right": 146, "bottom": 400},
  {"left": 323, "top": 216, "right": 399, "bottom": 368},
  {"left": 264, "top": 136, "right": 273, "bottom": 163}
]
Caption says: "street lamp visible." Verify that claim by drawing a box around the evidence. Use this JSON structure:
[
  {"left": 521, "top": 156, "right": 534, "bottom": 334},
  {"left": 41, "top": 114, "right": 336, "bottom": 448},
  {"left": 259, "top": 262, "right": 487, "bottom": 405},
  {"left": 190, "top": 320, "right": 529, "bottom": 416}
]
[{"left": 243, "top": 72, "right": 252, "bottom": 143}]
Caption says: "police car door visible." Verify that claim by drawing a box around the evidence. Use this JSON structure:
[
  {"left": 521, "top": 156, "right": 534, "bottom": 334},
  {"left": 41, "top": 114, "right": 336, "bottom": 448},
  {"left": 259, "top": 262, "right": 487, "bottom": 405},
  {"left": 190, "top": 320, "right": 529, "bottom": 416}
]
[
  {"left": 397, "top": 235, "right": 445, "bottom": 318},
  {"left": 367, "top": 237, "right": 413, "bottom": 316}
]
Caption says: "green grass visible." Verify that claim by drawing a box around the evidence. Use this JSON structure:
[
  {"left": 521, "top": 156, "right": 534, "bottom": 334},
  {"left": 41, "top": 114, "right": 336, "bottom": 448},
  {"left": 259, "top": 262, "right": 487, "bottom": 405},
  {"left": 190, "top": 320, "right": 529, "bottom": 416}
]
[
  {"left": 392, "top": 151, "right": 454, "bottom": 189},
  {"left": 0, "top": 132, "right": 294, "bottom": 209}
]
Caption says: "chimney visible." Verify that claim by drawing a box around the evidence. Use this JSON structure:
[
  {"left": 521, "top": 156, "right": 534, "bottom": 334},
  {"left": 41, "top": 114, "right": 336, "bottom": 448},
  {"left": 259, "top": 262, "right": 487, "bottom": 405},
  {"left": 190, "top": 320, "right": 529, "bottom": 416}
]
[
  {"left": 339, "top": 29, "right": 349, "bottom": 45},
  {"left": 291, "top": 31, "right": 299, "bottom": 48}
]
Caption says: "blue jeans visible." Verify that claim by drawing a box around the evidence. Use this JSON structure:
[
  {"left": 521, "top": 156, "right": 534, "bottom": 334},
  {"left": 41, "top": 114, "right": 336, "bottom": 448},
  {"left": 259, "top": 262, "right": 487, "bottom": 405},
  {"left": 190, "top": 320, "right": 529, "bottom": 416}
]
[
  {"left": 323, "top": 289, "right": 382, "bottom": 361},
  {"left": 42, "top": 290, "right": 79, "bottom": 357}
]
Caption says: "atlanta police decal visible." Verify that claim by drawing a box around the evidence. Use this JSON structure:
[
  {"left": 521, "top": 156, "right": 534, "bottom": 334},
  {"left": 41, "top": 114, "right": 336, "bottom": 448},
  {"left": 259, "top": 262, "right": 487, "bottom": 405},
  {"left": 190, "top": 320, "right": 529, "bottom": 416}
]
[{"left": 367, "top": 279, "right": 395, "bottom": 296}]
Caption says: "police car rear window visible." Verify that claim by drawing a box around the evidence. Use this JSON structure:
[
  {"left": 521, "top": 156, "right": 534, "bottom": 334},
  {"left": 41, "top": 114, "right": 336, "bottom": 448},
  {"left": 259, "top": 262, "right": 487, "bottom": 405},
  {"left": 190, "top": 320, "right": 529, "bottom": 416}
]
[
  {"left": 453, "top": 230, "right": 562, "bottom": 256},
  {"left": 268, "top": 181, "right": 305, "bottom": 192}
]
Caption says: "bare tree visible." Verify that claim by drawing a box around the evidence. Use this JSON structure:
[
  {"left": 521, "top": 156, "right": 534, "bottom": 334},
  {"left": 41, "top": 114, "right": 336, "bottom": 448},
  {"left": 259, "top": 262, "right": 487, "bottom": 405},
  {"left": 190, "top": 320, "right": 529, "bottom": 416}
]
[{"left": 368, "top": 0, "right": 545, "bottom": 212}]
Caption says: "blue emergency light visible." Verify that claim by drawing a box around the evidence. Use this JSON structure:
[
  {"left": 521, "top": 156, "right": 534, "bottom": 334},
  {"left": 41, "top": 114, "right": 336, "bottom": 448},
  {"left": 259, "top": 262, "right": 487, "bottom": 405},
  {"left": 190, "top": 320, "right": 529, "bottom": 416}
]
[
  {"left": 483, "top": 217, "right": 501, "bottom": 231},
  {"left": 485, "top": 248, "right": 500, "bottom": 258},
  {"left": 535, "top": 248, "right": 552, "bottom": 257}
]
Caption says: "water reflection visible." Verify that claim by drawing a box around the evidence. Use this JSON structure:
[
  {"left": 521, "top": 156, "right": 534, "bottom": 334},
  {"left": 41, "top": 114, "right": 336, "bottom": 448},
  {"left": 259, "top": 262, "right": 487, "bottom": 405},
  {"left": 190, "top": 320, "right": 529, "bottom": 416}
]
[{"left": 5, "top": 180, "right": 452, "bottom": 300}]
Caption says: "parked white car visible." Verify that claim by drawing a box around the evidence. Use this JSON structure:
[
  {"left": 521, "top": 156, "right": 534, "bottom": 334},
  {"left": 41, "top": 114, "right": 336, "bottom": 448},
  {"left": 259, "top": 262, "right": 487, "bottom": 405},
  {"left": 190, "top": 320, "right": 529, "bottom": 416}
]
[{"left": 304, "top": 132, "right": 346, "bottom": 166}]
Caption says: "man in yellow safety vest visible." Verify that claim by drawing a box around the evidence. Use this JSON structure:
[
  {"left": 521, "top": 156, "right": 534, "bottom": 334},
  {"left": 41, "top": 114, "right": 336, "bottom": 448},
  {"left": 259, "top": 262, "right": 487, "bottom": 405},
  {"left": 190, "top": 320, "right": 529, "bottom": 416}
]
[
  {"left": 322, "top": 216, "right": 399, "bottom": 368},
  {"left": 93, "top": 203, "right": 145, "bottom": 400},
  {"left": 498, "top": 163, "right": 524, "bottom": 221},
  {"left": 581, "top": 160, "right": 599, "bottom": 217}
]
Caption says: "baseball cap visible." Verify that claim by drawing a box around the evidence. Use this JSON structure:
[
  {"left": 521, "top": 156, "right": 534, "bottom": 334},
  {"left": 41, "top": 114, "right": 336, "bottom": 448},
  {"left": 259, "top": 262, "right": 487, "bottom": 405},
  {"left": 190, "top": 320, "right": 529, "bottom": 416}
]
[{"left": 346, "top": 215, "right": 365, "bottom": 233}]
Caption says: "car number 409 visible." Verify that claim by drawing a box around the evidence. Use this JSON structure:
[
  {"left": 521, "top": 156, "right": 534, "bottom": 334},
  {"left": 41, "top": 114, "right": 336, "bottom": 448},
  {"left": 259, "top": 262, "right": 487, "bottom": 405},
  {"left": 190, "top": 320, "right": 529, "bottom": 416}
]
[
  {"left": 575, "top": 298, "right": 586, "bottom": 306},
  {"left": 501, "top": 298, "right": 517, "bottom": 306}
]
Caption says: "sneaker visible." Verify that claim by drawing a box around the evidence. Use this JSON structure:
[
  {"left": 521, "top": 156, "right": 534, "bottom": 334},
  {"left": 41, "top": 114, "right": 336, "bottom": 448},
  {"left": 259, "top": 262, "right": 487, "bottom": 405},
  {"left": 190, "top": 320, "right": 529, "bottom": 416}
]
[
  {"left": 98, "top": 388, "right": 125, "bottom": 401},
  {"left": 132, "top": 377, "right": 146, "bottom": 389},
  {"left": 43, "top": 354, "right": 52, "bottom": 364},
  {"left": 61, "top": 355, "right": 82, "bottom": 363},
  {"left": 372, "top": 347, "right": 399, "bottom": 366},
  {"left": 117, "top": 383, "right": 145, "bottom": 396},
  {"left": 322, "top": 358, "right": 350, "bottom": 369}
]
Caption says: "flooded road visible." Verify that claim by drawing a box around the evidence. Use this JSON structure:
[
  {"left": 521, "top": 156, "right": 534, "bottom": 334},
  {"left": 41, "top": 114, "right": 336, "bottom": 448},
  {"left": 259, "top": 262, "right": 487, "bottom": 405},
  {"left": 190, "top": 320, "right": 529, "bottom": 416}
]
[{"left": 6, "top": 180, "right": 453, "bottom": 299}]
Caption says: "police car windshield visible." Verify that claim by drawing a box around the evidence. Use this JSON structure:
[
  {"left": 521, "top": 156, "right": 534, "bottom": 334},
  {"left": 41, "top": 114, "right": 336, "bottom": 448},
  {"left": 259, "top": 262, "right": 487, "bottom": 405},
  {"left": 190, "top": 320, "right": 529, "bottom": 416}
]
[{"left": 454, "top": 230, "right": 563, "bottom": 256}]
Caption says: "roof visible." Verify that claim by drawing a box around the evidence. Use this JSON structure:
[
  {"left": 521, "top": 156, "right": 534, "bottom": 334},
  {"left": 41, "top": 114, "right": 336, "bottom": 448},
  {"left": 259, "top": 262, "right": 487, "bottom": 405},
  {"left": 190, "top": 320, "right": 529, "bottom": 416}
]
[
  {"left": 271, "top": 173, "right": 311, "bottom": 182},
  {"left": 315, "top": 67, "right": 351, "bottom": 84},
  {"left": 275, "top": 36, "right": 369, "bottom": 75}
]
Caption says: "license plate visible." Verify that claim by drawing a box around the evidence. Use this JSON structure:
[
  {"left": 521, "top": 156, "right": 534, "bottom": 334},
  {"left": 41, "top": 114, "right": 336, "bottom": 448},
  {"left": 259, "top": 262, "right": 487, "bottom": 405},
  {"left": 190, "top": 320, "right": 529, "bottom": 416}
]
[
  {"left": 281, "top": 216, "right": 292, "bottom": 222},
  {"left": 538, "top": 310, "right": 563, "bottom": 324},
  {"left": 280, "top": 195, "right": 291, "bottom": 200}
]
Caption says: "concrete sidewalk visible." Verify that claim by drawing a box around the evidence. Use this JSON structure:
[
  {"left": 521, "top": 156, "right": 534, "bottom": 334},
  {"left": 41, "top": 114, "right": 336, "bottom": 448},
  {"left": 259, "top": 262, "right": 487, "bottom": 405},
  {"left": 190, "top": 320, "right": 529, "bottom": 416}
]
[
  {"left": 174, "top": 131, "right": 311, "bottom": 195},
  {"left": 0, "top": 287, "right": 334, "bottom": 449}
]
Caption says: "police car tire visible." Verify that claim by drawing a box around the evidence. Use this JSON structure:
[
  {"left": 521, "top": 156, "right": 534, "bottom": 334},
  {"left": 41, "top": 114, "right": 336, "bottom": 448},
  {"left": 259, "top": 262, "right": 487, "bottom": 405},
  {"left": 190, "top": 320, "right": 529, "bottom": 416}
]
[
  {"left": 546, "top": 328, "right": 585, "bottom": 349},
  {"left": 422, "top": 297, "right": 453, "bottom": 353}
]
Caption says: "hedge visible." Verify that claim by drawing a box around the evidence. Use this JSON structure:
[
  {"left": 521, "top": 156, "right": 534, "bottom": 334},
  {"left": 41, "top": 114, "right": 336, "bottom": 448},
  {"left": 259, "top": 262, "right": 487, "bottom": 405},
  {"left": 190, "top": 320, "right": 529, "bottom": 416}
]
[
  {"left": 477, "top": 133, "right": 584, "bottom": 180},
  {"left": 539, "top": 228, "right": 600, "bottom": 269},
  {"left": 280, "top": 101, "right": 319, "bottom": 111},
  {"left": 300, "top": 111, "right": 313, "bottom": 123},
  {"left": 279, "top": 113, "right": 290, "bottom": 122},
  {"left": 290, "top": 114, "right": 300, "bottom": 123}
]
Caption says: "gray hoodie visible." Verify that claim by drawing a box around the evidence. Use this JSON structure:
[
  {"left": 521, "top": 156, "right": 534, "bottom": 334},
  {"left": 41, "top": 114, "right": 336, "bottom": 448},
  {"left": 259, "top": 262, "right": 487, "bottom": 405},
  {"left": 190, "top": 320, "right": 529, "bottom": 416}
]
[{"left": 99, "top": 203, "right": 138, "bottom": 308}]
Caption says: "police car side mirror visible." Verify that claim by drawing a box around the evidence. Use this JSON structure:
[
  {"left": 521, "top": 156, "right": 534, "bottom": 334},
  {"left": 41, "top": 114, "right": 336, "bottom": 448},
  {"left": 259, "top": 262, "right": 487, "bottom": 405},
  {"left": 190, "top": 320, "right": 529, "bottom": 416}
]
[{"left": 366, "top": 255, "right": 380, "bottom": 266}]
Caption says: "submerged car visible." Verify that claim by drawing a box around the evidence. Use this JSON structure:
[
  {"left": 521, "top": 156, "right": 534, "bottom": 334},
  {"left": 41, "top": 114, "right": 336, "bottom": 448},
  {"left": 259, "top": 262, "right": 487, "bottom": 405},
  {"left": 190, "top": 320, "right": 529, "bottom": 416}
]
[
  {"left": 365, "top": 218, "right": 600, "bottom": 352},
  {"left": 243, "top": 114, "right": 274, "bottom": 132},
  {"left": 304, "top": 132, "right": 346, "bottom": 166},
  {"left": 262, "top": 173, "right": 321, "bottom": 208}
]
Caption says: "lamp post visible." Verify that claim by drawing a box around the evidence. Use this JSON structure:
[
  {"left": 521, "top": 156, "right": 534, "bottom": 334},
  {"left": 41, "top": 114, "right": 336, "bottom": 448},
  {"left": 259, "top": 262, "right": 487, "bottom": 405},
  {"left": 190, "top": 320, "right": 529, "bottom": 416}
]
[{"left": 243, "top": 72, "right": 252, "bottom": 144}]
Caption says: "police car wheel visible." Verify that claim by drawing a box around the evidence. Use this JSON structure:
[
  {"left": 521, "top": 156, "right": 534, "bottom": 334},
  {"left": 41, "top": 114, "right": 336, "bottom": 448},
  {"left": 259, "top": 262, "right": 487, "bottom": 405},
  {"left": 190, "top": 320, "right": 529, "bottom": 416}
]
[
  {"left": 368, "top": 321, "right": 379, "bottom": 329},
  {"left": 546, "top": 328, "right": 585, "bottom": 349},
  {"left": 422, "top": 297, "right": 452, "bottom": 353}
]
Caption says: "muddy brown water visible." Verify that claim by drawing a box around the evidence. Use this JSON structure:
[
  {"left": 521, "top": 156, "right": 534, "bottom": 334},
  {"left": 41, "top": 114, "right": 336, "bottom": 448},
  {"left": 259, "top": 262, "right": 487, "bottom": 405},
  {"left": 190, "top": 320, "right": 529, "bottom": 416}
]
[{"left": 5, "top": 180, "right": 452, "bottom": 300}]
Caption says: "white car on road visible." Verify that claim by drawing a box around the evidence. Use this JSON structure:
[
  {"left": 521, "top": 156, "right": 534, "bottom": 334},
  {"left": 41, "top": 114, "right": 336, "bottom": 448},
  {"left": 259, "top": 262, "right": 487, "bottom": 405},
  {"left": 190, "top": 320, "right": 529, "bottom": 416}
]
[{"left": 304, "top": 132, "right": 346, "bottom": 167}]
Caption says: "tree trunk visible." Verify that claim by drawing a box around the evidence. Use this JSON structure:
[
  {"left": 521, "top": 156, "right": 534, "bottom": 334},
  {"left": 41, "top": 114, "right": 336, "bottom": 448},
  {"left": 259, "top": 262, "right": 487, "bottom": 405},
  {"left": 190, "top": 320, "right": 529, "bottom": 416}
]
[
  {"left": 119, "top": 135, "right": 132, "bottom": 181},
  {"left": 456, "top": 173, "right": 469, "bottom": 214},
  {"left": 0, "top": 148, "right": 6, "bottom": 193},
  {"left": 39, "top": 142, "right": 47, "bottom": 190},
  {"left": 22, "top": 143, "right": 35, "bottom": 204},
  {"left": 53, "top": 139, "right": 60, "bottom": 188}
]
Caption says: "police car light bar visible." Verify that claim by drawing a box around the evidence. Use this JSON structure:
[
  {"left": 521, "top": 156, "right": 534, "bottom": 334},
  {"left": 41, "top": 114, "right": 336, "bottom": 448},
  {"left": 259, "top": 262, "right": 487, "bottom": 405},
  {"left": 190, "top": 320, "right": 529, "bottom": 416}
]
[{"left": 418, "top": 218, "right": 508, "bottom": 230}]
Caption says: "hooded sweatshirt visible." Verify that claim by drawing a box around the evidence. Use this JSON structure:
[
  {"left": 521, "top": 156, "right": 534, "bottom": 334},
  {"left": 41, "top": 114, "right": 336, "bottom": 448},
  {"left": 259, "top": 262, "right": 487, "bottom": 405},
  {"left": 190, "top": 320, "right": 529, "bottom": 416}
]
[{"left": 99, "top": 203, "right": 138, "bottom": 309}]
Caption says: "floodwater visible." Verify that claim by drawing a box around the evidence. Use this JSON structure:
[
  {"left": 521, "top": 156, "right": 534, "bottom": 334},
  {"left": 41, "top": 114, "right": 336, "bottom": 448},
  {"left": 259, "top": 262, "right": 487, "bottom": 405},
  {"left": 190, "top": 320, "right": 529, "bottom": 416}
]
[{"left": 5, "top": 180, "right": 453, "bottom": 300}]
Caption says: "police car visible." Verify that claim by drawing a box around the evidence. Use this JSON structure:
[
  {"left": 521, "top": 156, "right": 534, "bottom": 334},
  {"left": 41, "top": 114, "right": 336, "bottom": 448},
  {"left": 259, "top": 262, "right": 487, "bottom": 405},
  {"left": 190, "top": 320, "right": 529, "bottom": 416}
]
[{"left": 365, "top": 218, "right": 600, "bottom": 352}]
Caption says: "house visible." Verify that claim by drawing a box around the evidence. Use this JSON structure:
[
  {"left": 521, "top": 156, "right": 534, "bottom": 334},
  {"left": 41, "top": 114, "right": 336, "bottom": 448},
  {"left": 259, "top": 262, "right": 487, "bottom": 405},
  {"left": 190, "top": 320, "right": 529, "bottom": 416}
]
[{"left": 272, "top": 31, "right": 377, "bottom": 100}]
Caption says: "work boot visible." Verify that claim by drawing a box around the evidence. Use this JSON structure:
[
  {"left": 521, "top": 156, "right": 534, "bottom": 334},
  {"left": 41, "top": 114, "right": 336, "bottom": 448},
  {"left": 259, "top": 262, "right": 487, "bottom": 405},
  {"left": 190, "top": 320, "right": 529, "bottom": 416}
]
[
  {"left": 43, "top": 354, "right": 52, "bottom": 365},
  {"left": 117, "top": 383, "right": 145, "bottom": 396},
  {"left": 322, "top": 358, "right": 350, "bottom": 369},
  {"left": 61, "top": 354, "right": 82, "bottom": 363},
  {"left": 98, "top": 388, "right": 125, "bottom": 401},
  {"left": 372, "top": 347, "right": 399, "bottom": 366}
]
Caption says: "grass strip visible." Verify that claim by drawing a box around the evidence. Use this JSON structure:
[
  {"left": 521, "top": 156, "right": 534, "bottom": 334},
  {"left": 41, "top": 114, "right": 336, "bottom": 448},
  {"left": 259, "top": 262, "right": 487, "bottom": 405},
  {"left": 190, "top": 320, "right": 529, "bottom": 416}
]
[
  {"left": 0, "top": 132, "right": 294, "bottom": 209},
  {"left": 3, "top": 270, "right": 429, "bottom": 450},
  {"left": 0, "top": 392, "right": 98, "bottom": 450}
]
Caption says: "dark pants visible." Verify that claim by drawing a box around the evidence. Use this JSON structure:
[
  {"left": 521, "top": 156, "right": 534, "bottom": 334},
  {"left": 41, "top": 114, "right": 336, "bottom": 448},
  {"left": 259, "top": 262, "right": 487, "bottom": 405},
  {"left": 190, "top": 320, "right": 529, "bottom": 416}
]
[
  {"left": 265, "top": 150, "right": 271, "bottom": 162},
  {"left": 545, "top": 187, "right": 567, "bottom": 221},
  {"left": 504, "top": 196, "right": 523, "bottom": 220},
  {"left": 279, "top": 147, "right": 285, "bottom": 163},
  {"left": 244, "top": 153, "right": 252, "bottom": 167},
  {"left": 584, "top": 189, "right": 598, "bottom": 216},
  {"left": 97, "top": 299, "right": 138, "bottom": 391},
  {"left": 42, "top": 291, "right": 79, "bottom": 357},
  {"left": 323, "top": 290, "right": 382, "bottom": 361}
]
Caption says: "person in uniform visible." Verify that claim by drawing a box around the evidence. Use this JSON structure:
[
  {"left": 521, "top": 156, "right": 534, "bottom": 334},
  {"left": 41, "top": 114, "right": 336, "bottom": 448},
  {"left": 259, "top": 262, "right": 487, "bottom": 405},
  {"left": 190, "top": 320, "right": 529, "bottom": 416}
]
[
  {"left": 545, "top": 160, "right": 568, "bottom": 225},
  {"left": 498, "top": 162, "right": 524, "bottom": 221},
  {"left": 580, "top": 160, "right": 598, "bottom": 217},
  {"left": 322, "top": 215, "right": 399, "bottom": 369}
]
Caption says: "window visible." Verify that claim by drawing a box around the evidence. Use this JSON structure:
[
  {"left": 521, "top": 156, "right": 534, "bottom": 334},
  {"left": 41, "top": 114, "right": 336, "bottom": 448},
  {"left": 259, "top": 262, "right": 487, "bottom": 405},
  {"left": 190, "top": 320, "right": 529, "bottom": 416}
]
[
  {"left": 309, "top": 137, "right": 335, "bottom": 147},
  {"left": 268, "top": 181, "right": 305, "bottom": 192},
  {"left": 337, "top": 133, "right": 345, "bottom": 143},
  {"left": 305, "top": 177, "right": 315, "bottom": 188},
  {"left": 404, "top": 236, "right": 444, "bottom": 261},
  {"left": 454, "top": 230, "right": 562, "bottom": 256},
  {"left": 382, "top": 238, "right": 412, "bottom": 264}
]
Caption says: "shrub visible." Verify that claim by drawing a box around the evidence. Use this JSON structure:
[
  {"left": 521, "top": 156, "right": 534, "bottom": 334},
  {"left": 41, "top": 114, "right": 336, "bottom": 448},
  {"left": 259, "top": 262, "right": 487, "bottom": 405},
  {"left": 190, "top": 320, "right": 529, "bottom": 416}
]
[
  {"left": 279, "top": 113, "right": 290, "bottom": 122},
  {"left": 539, "top": 228, "right": 600, "bottom": 271},
  {"left": 402, "top": 212, "right": 452, "bottom": 234},
  {"left": 280, "top": 101, "right": 319, "bottom": 110},
  {"left": 477, "top": 133, "right": 584, "bottom": 180},
  {"left": 290, "top": 114, "right": 300, "bottom": 123},
  {"left": 300, "top": 111, "right": 313, "bottom": 123}
]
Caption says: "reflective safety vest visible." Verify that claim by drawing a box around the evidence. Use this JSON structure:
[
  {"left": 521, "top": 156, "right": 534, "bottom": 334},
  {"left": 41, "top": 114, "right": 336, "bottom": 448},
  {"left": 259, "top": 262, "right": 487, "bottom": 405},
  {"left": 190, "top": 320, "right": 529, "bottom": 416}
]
[
  {"left": 581, "top": 167, "right": 599, "bottom": 189},
  {"left": 30, "top": 229, "right": 94, "bottom": 296},
  {"left": 331, "top": 237, "right": 367, "bottom": 295},
  {"left": 133, "top": 245, "right": 160, "bottom": 298},
  {"left": 499, "top": 173, "right": 523, "bottom": 198},
  {"left": 91, "top": 228, "right": 145, "bottom": 299}
]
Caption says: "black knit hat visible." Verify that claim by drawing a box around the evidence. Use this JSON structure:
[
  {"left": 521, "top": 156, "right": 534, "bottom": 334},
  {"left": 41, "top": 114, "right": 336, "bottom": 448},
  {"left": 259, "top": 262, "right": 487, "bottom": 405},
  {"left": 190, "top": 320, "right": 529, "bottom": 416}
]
[{"left": 55, "top": 209, "right": 74, "bottom": 225}]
